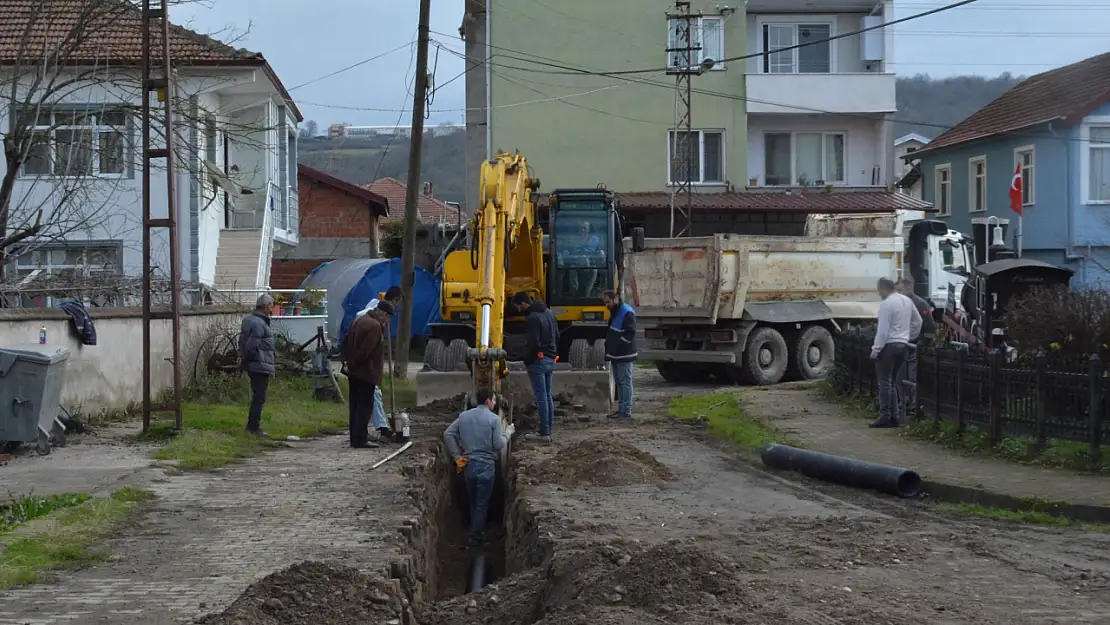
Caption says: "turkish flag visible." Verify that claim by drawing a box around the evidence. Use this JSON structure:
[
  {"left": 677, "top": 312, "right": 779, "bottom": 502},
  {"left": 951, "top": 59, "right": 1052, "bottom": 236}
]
[{"left": 1009, "top": 162, "right": 1023, "bottom": 216}]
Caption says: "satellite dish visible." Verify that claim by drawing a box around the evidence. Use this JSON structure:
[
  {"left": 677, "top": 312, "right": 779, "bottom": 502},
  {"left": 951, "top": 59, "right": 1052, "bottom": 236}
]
[{"left": 701, "top": 57, "right": 717, "bottom": 71}]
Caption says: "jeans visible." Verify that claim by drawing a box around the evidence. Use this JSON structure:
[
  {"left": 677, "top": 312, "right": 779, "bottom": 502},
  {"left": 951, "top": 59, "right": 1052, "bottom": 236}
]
[
  {"left": 246, "top": 372, "right": 270, "bottom": 432},
  {"left": 875, "top": 342, "right": 908, "bottom": 424},
  {"left": 611, "top": 360, "right": 634, "bottom": 417},
  {"left": 904, "top": 343, "right": 919, "bottom": 421},
  {"left": 466, "top": 460, "right": 496, "bottom": 547},
  {"left": 348, "top": 378, "right": 375, "bottom": 447},
  {"left": 527, "top": 357, "right": 556, "bottom": 436},
  {"left": 371, "top": 386, "right": 389, "bottom": 431}
]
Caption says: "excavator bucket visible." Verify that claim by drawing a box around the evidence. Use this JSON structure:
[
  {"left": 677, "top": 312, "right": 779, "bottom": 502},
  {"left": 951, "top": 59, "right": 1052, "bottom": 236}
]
[{"left": 415, "top": 363, "right": 614, "bottom": 414}]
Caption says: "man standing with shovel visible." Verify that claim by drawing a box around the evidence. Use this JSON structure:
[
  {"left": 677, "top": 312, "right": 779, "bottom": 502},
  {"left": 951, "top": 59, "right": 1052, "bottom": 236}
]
[{"left": 342, "top": 301, "right": 394, "bottom": 449}]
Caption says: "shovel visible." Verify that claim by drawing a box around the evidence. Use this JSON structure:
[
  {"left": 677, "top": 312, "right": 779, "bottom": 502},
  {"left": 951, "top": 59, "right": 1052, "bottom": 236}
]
[{"left": 384, "top": 323, "right": 409, "bottom": 442}]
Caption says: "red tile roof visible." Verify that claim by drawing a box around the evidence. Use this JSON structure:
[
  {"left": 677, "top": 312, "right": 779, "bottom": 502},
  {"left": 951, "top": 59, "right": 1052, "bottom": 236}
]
[
  {"left": 298, "top": 165, "right": 389, "bottom": 217},
  {"left": 363, "top": 178, "right": 459, "bottom": 223},
  {"left": 0, "top": 0, "right": 301, "bottom": 120},
  {"left": 916, "top": 51, "right": 1110, "bottom": 156},
  {"left": 538, "top": 190, "right": 933, "bottom": 214}
]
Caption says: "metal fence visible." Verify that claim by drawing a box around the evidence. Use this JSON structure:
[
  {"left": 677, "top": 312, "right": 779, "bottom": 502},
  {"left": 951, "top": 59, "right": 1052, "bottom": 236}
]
[{"left": 836, "top": 331, "right": 1110, "bottom": 463}]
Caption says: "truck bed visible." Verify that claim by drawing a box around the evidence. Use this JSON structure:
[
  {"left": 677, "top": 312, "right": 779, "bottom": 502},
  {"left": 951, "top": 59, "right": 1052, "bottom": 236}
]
[{"left": 624, "top": 234, "right": 902, "bottom": 325}]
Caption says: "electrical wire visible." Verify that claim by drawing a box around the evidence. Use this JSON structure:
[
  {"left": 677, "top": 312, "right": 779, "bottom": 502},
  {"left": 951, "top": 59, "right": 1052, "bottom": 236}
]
[{"left": 287, "top": 41, "right": 413, "bottom": 92}]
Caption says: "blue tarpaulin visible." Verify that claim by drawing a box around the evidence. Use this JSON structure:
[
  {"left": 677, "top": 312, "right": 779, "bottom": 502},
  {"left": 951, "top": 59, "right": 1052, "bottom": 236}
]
[{"left": 328, "top": 258, "right": 442, "bottom": 347}]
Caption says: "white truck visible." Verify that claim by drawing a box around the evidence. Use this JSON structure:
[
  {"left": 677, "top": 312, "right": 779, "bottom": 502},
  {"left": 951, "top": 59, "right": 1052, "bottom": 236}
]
[{"left": 622, "top": 217, "right": 973, "bottom": 385}]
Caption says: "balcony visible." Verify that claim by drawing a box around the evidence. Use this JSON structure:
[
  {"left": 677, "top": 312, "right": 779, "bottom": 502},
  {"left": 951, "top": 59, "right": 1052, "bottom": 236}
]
[{"left": 745, "top": 72, "right": 896, "bottom": 114}]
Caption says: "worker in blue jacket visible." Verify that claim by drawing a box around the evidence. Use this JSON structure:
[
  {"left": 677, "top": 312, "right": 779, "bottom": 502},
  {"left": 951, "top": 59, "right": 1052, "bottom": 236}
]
[{"left": 602, "top": 289, "right": 637, "bottom": 421}]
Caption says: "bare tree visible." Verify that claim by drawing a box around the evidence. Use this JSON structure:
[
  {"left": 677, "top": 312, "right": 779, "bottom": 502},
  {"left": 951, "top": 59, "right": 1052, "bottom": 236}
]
[
  {"left": 299, "top": 119, "right": 318, "bottom": 140},
  {"left": 0, "top": 0, "right": 278, "bottom": 284}
]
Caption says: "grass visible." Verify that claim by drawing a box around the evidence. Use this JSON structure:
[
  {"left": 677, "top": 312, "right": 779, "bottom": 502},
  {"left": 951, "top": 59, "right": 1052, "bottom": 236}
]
[
  {"left": 668, "top": 391, "right": 791, "bottom": 450},
  {"left": 0, "top": 487, "right": 153, "bottom": 588},
  {"left": 145, "top": 373, "right": 416, "bottom": 470},
  {"left": 0, "top": 493, "right": 91, "bottom": 533},
  {"left": 934, "top": 501, "right": 1110, "bottom": 531}
]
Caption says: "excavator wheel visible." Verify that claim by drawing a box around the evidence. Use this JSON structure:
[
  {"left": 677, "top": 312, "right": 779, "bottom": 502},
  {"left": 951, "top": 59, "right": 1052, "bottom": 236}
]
[
  {"left": 568, "top": 339, "right": 590, "bottom": 370},
  {"left": 447, "top": 339, "right": 470, "bottom": 372},
  {"left": 424, "top": 338, "right": 447, "bottom": 371},
  {"left": 588, "top": 339, "right": 606, "bottom": 369}
]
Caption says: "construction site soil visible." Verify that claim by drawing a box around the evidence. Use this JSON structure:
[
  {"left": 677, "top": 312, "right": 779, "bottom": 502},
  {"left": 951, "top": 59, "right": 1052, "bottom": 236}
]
[{"left": 198, "top": 384, "right": 1110, "bottom": 625}]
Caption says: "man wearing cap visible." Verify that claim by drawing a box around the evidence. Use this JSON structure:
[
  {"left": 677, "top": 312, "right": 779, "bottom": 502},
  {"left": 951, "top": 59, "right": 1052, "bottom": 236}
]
[{"left": 357, "top": 286, "right": 402, "bottom": 439}]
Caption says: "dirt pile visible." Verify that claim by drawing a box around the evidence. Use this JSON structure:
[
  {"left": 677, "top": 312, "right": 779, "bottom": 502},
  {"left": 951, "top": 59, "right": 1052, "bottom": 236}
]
[
  {"left": 194, "top": 562, "right": 407, "bottom": 625},
  {"left": 531, "top": 437, "right": 673, "bottom": 487}
]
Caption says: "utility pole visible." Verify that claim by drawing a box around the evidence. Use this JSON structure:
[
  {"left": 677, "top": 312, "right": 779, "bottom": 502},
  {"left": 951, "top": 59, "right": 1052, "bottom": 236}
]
[
  {"left": 395, "top": 0, "right": 432, "bottom": 379},
  {"left": 666, "top": 0, "right": 702, "bottom": 237},
  {"left": 140, "top": 0, "right": 183, "bottom": 432}
]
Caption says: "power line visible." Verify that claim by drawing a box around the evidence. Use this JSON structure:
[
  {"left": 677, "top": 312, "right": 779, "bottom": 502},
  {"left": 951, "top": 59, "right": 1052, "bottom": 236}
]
[{"left": 287, "top": 41, "right": 413, "bottom": 92}]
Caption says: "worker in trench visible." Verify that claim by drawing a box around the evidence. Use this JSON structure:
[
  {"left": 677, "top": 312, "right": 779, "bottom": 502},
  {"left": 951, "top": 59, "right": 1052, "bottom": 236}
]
[
  {"left": 342, "top": 300, "right": 395, "bottom": 449},
  {"left": 356, "top": 286, "right": 403, "bottom": 440},
  {"left": 443, "top": 388, "right": 515, "bottom": 549}
]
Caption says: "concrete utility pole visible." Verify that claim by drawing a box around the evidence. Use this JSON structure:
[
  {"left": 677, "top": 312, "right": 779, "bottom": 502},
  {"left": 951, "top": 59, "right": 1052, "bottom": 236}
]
[{"left": 396, "top": 0, "right": 432, "bottom": 379}]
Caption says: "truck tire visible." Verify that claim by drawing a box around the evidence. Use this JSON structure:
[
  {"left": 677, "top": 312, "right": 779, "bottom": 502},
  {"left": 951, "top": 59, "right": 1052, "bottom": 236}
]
[
  {"left": 568, "top": 338, "right": 590, "bottom": 370},
  {"left": 655, "top": 362, "right": 685, "bottom": 383},
  {"left": 589, "top": 339, "right": 606, "bottom": 369},
  {"left": 790, "top": 325, "right": 835, "bottom": 380},
  {"left": 741, "top": 327, "right": 789, "bottom": 385},
  {"left": 424, "top": 338, "right": 447, "bottom": 371},
  {"left": 447, "top": 339, "right": 470, "bottom": 371}
]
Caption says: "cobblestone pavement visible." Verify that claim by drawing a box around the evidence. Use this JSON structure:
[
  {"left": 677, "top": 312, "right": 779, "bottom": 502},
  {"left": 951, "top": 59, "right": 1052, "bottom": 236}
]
[{"left": 0, "top": 436, "right": 414, "bottom": 625}]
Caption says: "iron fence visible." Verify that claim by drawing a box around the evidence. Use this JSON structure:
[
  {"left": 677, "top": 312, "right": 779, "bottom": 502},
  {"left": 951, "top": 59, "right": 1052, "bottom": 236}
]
[{"left": 836, "top": 331, "right": 1110, "bottom": 465}]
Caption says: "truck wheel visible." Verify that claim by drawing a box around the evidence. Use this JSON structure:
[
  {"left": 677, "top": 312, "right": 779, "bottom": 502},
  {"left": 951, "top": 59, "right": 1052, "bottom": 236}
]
[
  {"left": 568, "top": 339, "right": 590, "bottom": 370},
  {"left": 589, "top": 339, "right": 606, "bottom": 369},
  {"left": 791, "top": 325, "right": 835, "bottom": 380},
  {"left": 655, "top": 362, "right": 684, "bottom": 383},
  {"left": 741, "top": 327, "right": 789, "bottom": 385},
  {"left": 424, "top": 339, "right": 446, "bottom": 371},
  {"left": 447, "top": 339, "right": 470, "bottom": 371}
]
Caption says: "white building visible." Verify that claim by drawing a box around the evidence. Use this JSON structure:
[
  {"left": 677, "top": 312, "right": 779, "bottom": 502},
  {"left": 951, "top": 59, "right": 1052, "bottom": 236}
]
[
  {"left": 894, "top": 132, "right": 930, "bottom": 176},
  {"left": 1, "top": 2, "right": 300, "bottom": 296},
  {"left": 744, "top": 0, "right": 897, "bottom": 188}
]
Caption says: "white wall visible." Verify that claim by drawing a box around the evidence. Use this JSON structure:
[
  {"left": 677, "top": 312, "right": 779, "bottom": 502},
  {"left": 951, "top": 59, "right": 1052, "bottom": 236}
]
[
  {"left": 747, "top": 114, "right": 885, "bottom": 186},
  {"left": 0, "top": 306, "right": 245, "bottom": 414}
]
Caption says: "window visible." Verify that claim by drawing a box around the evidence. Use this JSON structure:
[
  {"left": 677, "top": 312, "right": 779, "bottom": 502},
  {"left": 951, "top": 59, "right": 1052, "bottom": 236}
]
[
  {"left": 762, "top": 22, "right": 832, "bottom": 74},
  {"left": 14, "top": 243, "right": 121, "bottom": 279},
  {"left": 668, "top": 130, "right": 724, "bottom": 184},
  {"left": 1015, "top": 146, "right": 1034, "bottom": 205},
  {"left": 19, "top": 107, "right": 128, "bottom": 178},
  {"left": 968, "top": 156, "right": 987, "bottom": 212},
  {"left": 939, "top": 239, "right": 969, "bottom": 277},
  {"left": 667, "top": 16, "right": 724, "bottom": 70},
  {"left": 763, "top": 131, "right": 845, "bottom": 186},
  {"left": 1089, "top": 125, "right": 1110, "bottom": 203},
  {"left": 934, "top": 164, "right": 951, "bottom": 216},
  {"left": 906, "top": 146, "right": 918, "bottom": 154}
]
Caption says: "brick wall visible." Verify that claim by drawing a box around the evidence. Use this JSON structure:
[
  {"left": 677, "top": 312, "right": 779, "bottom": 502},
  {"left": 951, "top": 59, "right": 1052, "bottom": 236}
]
[{"left": 270, "top": 173, "right": 382, "bottom": 288}]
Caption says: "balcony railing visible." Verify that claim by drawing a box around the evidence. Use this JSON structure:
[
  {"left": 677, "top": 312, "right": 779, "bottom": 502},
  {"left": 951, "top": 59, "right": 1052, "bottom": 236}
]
[{"left": 745, "top": 72, "right": 896, "bottom": 114}]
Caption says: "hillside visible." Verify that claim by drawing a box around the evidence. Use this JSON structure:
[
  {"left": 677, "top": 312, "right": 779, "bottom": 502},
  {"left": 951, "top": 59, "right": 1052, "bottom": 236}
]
[{"left": 297, "top": 74, "right": 1027, "bottom": 210}]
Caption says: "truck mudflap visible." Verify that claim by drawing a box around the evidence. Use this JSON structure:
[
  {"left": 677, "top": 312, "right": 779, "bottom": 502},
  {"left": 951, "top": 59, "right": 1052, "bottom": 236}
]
[{"left": 640, "top": 349, "right": 736, "bottom": 364}]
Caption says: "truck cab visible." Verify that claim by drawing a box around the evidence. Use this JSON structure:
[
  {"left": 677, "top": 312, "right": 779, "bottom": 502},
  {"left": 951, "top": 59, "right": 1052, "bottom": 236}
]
[{"left": 905, "top": 219, "right": 975, "bottom": 312}]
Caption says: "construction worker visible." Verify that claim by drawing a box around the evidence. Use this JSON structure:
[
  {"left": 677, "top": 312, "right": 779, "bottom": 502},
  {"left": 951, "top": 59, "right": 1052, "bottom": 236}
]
[
  {"left": 512, "top": 291, "right": 558, "bottom": 444},
  {"left": 342, "top": 300, "right": 394, "bottom": 448},
  {"left": 443, "top": 388, "right": 514, "bottom": 548},
  {"left": 358, "top": 286, "right": 402, "bottom": 439},
  {"left": 602, "top": 289, "right": 637, "bottom": 421}
]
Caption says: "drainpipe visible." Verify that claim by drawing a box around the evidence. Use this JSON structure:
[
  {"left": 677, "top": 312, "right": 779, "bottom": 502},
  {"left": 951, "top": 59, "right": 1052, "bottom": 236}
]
[{"left": 1051, "top": 121, "right": 1081, "bottom": 264}]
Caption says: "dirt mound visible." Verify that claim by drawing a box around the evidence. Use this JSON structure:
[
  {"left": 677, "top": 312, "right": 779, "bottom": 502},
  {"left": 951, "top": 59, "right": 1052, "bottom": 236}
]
[
  {"left": 194, "top": 561, "right": 405, "bottom": 625},
  {"left": 532, "top": 437, "right": 673, "bottom": 487}
]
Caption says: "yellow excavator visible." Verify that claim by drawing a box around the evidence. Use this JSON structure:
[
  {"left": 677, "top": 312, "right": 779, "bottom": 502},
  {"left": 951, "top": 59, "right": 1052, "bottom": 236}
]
[{"left": 415, "top": 151, "right": 619, "bottom": 414}]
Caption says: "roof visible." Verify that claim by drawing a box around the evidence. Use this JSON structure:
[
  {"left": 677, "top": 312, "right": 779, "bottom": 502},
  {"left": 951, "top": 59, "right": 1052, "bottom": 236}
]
[
  {"left": 298, "top": 165, "right": 389, "bottom": 217},
  {"left": 0, "top": 0, "right": 301, "bottom": 120},
  {"left": 976, "top": 257, "right": 1074, "bottom": 278},
  {"left": 895, "top": 133, "right": 931, "bottom": 147},
  {"left": 363, "top": 178, "right": 458, "bottom": 223},
  {"left": 535, "top": 190, "right": 933, "bottom": 214},
  {"left": 916, "top": 51, "right": 1110, "bottom": 156}
]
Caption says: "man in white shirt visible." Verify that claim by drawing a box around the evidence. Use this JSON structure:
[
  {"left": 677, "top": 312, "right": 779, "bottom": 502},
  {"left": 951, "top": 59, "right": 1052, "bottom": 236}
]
[{"left": 870, "top": 277, "right": 922, "bottom": 428}]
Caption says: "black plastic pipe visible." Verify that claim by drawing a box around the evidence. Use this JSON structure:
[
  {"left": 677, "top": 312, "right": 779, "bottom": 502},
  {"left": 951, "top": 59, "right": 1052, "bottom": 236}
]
[
  {"left": 760, "top": 444, "right": 922, "bottom": 498},
  {"left": 468, "top": 551, "right": 489, "bottom": 593}
]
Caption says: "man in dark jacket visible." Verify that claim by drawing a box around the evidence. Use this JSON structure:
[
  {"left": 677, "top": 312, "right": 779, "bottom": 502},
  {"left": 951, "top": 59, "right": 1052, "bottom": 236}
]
[
  {"left": 602, "top": 290, "right": 637, "bottom": 421},
  {"left": 342, "top": 301, "right": 393, "bottom": 448},
  {"left": 512, "top": 291, "right": 559, "bottom": 444},
  {"left": 239, "top": 294, "right": 277, "bottom": 436}
]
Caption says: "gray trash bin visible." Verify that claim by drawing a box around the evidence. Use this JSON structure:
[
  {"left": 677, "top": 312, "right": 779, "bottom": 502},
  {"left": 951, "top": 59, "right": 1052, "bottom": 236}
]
[{"left": 0, "top": 344, "right": 70, "bottom": 454}]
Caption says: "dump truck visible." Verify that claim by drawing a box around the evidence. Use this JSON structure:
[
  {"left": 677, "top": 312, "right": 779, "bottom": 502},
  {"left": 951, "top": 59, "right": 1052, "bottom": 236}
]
[{"left": 624, "top": 217, "right": 972, "bottom": 385}]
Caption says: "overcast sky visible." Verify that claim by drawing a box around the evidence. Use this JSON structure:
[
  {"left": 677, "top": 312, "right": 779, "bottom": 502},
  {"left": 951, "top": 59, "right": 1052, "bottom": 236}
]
[{"left": 174, "top": 0, "right": 1110, "bottom": 129}]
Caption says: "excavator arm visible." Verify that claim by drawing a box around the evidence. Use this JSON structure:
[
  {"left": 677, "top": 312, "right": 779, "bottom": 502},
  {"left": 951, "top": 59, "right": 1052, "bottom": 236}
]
[{"left": 469, "top": 152, "right": 543, "bottom": 402}]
